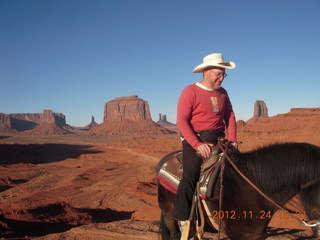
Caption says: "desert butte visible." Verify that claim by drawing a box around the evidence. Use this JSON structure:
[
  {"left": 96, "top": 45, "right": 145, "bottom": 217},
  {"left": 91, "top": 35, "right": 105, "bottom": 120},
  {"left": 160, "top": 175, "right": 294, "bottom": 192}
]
[{"left": 0, "top": 98, "right": 319, "bottom": 239}]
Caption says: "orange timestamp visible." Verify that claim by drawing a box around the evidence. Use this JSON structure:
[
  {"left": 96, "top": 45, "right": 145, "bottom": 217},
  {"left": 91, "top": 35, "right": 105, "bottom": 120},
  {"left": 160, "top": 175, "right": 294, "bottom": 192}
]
[
  {"left": 211, "top": 210, "right": 272, "bottom": 220},
  {"left": 277, "top": 210, "right": 306, "bottom": 220}
]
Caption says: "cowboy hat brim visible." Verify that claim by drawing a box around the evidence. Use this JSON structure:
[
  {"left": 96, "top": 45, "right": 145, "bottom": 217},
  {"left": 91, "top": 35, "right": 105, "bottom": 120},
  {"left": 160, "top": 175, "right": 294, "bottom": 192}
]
[{"left": 192, "top": 61, "right": 236, "bottom": 73}]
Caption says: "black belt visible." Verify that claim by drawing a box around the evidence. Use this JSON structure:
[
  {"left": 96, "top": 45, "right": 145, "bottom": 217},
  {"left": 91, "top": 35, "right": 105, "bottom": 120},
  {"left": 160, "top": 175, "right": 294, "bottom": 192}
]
[{"left": 196, "top": 129, "right": 225, "bottom": 144}]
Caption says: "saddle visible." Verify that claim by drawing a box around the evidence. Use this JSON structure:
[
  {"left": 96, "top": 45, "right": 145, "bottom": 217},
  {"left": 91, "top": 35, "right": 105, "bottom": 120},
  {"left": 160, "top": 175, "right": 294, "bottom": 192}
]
[{"left": 155, "top": 146, "right": 222, "bottom": 200}]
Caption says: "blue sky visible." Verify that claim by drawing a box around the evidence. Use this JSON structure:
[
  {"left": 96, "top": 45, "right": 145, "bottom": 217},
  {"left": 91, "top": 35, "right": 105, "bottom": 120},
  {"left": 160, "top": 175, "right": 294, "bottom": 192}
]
[{"left": 1, "top": 0, "right": 319, "bottom": 127}]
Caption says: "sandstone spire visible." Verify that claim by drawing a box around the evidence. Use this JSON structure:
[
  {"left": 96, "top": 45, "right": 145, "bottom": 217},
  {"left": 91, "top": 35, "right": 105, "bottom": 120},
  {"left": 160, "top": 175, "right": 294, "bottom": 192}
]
[
  {"left": 253, "top": 100, "right": 268, "bottom": 118},
  {"left": 246, "top": 100, "right": 269, "bottom": 124}
]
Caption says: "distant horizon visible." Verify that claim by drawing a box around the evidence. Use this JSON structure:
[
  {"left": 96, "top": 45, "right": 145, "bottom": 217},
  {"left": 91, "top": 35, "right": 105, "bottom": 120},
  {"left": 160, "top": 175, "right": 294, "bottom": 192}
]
[{"left": 2, "top": 98, "right": 319, "bottom": 128}]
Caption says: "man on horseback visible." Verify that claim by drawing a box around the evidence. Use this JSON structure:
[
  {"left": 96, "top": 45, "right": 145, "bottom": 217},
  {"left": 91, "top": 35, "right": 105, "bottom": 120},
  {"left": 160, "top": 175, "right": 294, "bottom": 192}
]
[{"left": 172, "top": 53, "right": 238, "bottom": 224}]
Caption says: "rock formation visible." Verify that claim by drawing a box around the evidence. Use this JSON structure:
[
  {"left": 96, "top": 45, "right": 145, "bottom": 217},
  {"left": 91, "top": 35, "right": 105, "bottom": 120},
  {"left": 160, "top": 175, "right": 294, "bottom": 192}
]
[
  {"left": 236, "top": 120, "right": 246, "bottom": 127},
  {"left": 247, "top": 100, "right": 268, "bottom": 123},
  {"left": 0, "top": 113, "right": 40, "bottom": 132},
  {"left": 159, "top": 113, "right": 168, "bottom": 122},
  {"left": 254, "top": 100, "right": 268, "bottom": 118},
  {"left": 89, "top": 96, "right": 174, "bottom": 137},
  {"left": 40, "top": 110, "right": 66, "bottom": 126},
  {"left": 0, "top": 110, "right": 71, "bottom": 135},
  {"left": 156, "top": 113, "right": 177, "bottom": 132},
  {"left": 77, "top": 116, "right": 99, "bottom": 131},
  {"left": 0, "top": 113, "right": 13, "bottom": 133},
  {"left": 104, "top": 95, "right": 152, "bottom": 122},
  {"left": 23, "top": 110, "right": 71, "bottom": 136},
  {"left": 85, "top": 116, "right": 99, "bottom": 129}
]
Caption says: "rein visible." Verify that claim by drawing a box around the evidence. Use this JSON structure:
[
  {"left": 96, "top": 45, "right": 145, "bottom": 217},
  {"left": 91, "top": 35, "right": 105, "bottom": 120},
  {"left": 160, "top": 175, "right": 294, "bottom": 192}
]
[{"left": 217, "top": 139, "right": 320, "bottom": 238}]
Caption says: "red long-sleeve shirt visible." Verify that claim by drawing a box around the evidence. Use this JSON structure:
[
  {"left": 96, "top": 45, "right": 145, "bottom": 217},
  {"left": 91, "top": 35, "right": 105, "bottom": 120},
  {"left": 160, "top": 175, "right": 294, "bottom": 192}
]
[{"left": 177, "top": 83, "right": 237, "bottom": 150}]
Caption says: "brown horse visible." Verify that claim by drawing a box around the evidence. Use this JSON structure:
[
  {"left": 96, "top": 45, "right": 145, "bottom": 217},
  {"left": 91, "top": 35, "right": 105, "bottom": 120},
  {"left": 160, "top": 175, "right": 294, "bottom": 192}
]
[{"left": 157, "top": 142, "right": 320, "bottom": 240}]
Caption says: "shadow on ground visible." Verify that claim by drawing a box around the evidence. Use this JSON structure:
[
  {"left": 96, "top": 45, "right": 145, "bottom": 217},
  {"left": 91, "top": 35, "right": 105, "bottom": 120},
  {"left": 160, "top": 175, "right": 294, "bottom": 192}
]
[
  {"left": 0, "top": 144, "right": 102, "bottom": 165},
  {"left": 0, "top": 202, "right": 133, "bottom": 238},
  {"left": 267, "top": 227, "right": 314, "bottom": 240}
]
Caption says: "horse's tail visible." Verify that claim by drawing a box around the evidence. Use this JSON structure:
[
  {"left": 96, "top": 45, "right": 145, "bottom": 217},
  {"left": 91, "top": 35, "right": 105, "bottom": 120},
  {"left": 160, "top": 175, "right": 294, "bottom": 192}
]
[{"left": 159, "top": 213, "right": 171, "bottom": 240}]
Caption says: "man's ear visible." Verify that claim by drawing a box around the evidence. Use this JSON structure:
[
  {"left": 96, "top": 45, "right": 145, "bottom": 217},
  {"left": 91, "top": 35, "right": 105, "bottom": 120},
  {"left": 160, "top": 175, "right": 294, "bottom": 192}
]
[{"left": 203, "top": 69, "right": 209, "bottom": 78}]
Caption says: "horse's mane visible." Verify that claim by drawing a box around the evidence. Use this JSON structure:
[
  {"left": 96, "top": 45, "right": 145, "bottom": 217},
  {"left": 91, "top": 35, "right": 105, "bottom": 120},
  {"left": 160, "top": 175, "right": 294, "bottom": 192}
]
[{"left": 230, "top": 142, "right": 320, "bottom": 196}]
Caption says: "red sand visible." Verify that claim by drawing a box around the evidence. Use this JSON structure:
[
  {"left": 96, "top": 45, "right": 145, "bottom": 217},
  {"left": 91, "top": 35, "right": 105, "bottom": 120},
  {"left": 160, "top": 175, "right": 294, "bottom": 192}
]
[{"left": 1, "top": 107, "right": 320, "bottom": 240}]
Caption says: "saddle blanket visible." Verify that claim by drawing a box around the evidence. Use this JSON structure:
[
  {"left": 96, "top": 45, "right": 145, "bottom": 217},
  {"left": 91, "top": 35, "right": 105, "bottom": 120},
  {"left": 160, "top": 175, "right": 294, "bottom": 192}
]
[{"left": 156, "top": 150, "right": 221, "bottom": 200}]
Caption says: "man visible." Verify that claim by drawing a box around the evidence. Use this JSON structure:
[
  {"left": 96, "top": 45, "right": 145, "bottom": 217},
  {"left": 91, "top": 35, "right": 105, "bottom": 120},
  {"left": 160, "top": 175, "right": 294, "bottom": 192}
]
[{"left": 172, "top": 53, "right": 237, "bottom": 222}]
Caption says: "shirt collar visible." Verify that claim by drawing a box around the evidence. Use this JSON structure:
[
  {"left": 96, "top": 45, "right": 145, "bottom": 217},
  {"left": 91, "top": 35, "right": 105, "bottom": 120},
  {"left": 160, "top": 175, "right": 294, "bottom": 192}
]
[{"left": 195, "top": 82, "right": 215, "bottom": 91}]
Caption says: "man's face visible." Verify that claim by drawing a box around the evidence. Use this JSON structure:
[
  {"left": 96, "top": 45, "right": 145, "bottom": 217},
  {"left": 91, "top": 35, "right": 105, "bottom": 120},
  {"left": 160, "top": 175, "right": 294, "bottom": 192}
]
[{"left": 207, "top": 68, "right": 226, "bottom": 90}]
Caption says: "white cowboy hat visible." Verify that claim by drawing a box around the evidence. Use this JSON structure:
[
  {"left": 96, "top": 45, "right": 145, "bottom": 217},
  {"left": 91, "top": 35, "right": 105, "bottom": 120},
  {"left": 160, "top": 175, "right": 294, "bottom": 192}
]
[{"left": 192, "top": 53, "right": 236, "bottom": 73}]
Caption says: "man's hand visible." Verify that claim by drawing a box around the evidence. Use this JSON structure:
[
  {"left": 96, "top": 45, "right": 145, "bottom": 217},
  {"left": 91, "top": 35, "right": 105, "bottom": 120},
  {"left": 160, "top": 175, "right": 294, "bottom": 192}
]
[{"left": 197, "top": 143, "right": 213, "bottom": 158}]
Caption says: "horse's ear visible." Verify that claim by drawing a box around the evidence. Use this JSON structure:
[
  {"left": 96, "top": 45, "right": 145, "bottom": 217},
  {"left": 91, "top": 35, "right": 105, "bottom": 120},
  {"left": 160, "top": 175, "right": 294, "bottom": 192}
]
[
  {"left": 229, "top": 144, "right": 240, "bottom": 153},
  {"left": 216, "top": 137, "right": 227, "bottom": 150},
  {"left": 218, "top": 137, "right": 228, "bottom": 145}
]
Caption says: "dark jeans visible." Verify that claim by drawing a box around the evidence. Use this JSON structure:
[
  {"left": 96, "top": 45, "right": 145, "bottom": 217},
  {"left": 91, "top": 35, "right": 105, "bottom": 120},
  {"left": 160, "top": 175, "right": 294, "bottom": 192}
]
[
  {"left": 172, "top": 140, "right": 202, "bottom": 220},
  {"left": 172, "top": 129, "right": 224, "bottom": 221}
]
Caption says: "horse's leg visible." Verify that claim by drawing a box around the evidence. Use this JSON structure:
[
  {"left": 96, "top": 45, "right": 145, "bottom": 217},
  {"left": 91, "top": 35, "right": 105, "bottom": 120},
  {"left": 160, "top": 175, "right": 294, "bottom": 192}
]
[
  {"left": 300, "top": 182, "right": 320, "bottom": 238},
  {"left": 158, "top": 183, "right": 181, "bottom": 240}
]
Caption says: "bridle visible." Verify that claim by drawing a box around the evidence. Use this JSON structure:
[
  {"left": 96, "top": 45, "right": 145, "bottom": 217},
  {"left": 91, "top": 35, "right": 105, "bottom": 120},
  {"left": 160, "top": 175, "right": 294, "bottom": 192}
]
[{"left": 216, "top": 138, "right": 320, "bottom": 239}]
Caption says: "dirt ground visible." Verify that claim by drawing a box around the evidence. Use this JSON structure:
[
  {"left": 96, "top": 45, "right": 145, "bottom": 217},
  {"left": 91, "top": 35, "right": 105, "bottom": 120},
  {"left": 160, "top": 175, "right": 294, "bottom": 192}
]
[{"left": 0, "top": 134, "right": 318, "bottom": 239}]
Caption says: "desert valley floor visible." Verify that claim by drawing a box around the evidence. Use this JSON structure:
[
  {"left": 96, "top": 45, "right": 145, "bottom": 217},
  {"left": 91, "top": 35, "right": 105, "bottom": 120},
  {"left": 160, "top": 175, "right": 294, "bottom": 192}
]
[{"left": 1, "top": 128, "right": 319, "bottom": 240}]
